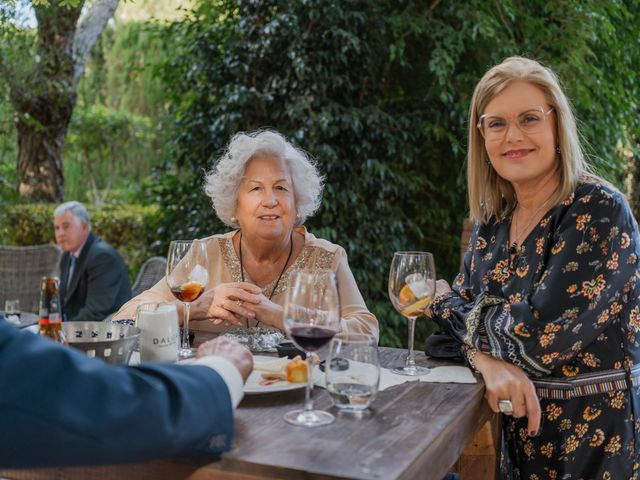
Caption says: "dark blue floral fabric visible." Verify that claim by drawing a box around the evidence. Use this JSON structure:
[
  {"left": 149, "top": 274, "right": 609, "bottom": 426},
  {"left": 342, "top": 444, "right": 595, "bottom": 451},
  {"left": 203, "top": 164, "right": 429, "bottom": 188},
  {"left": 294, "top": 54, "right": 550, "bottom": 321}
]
[{"left": 433, "top": 183, "right": 640, "bottom": 480}]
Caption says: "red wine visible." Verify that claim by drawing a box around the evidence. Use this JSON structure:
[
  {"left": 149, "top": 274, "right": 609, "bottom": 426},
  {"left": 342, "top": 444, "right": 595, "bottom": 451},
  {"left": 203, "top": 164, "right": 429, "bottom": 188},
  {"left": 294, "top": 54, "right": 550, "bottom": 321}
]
[{"left": 289, "top": 325, "right": 337, "bottom": 352}]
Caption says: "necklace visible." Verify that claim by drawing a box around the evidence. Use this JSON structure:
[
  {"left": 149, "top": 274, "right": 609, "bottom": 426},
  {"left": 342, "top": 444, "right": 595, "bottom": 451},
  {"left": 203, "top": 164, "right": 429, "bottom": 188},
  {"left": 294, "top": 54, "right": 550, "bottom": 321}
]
[
  {"left": 509, "top": 170, "right": 559, "bottom": 253},
  {"left": 509, "top": 199, "right": 551, "bottom": 257},
  {"left": 238, "top": 231, "right": 294, "bottom": 327}
]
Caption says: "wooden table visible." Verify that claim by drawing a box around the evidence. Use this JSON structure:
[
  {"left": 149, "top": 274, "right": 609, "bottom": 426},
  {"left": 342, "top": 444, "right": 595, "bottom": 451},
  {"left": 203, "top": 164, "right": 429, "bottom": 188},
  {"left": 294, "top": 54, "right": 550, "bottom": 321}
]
[{"left": 1, "top": 348, "right": 494, "bottom": 480}]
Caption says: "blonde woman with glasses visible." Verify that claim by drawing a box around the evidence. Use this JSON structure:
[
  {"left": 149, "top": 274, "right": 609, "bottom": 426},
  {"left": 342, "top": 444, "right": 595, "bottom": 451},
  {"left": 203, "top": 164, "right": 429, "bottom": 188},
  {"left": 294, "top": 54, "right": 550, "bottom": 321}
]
[{"left": 430, "top": 56, "right": 640, "bottom": 478}]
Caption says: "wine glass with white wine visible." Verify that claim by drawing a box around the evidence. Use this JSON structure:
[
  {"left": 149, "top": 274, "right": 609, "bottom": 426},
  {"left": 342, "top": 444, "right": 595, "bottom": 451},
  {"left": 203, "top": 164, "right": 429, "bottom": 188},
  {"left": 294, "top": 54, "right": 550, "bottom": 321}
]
[
  {"left": 166, "top": 240, "right": 209, "bottom": 359},
  {"left": 388, "top": 251, "right": 436, "bottom": 376}
]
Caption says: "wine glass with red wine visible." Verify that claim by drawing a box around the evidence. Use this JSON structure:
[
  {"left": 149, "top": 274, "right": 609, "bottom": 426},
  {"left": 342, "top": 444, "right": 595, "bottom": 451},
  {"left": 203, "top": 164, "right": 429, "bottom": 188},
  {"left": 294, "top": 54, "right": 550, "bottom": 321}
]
[
  {"left": 166, "top": 240, "right": 209, "bottom": 359},
  {"left": 283, "top": 269, "right": 340, "bottom": 427}
]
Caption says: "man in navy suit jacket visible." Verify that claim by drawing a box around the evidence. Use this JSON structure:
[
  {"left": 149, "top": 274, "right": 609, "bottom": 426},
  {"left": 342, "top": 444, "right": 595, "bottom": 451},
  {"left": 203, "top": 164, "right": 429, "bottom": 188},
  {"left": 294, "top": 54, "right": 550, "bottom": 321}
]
[
  {"left": 54, "top": 201, "right": 132, "bottom": 321},
  {"left": 0, "top": 318, "right": 252, "bottom": 468}
]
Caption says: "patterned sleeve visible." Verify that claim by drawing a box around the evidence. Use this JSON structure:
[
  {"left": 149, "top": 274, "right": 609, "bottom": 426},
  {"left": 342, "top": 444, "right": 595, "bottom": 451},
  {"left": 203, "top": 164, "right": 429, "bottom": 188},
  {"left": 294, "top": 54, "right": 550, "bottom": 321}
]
[
  {"left": 431, "top": 223, "right": 479, "bottom": 344},
  {"left": 466, "top": 186, "right": 639, "bottom": 377}
]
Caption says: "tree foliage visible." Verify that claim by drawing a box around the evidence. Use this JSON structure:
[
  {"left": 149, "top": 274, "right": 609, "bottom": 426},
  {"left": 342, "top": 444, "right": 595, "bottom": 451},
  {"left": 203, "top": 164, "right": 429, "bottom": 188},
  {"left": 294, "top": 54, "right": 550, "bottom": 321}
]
[
  {"left": 0, "top": 0, "right": 119, "bottom": 201},
  {"left": 59, "top": 20, "right": 173, "bottom": 205},
  {"left": 154, "top": 0, "right": 639, "bottom": 347},
  {"left": 64, "top": 105, "right": 156, "bottom": 203},
  {"left": 78, "top": 21, "right": 171, "bottom": 118}
]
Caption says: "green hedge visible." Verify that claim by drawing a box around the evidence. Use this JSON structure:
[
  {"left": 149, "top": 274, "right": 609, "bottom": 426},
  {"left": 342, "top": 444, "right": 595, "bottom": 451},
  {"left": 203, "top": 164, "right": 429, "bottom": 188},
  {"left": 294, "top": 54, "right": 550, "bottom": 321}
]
[
  {"left": 0, "top": 204, "right": 163, "bottom": 282},
  {"left": 155, "top": 0, "right": 638, "bottom": 347}
]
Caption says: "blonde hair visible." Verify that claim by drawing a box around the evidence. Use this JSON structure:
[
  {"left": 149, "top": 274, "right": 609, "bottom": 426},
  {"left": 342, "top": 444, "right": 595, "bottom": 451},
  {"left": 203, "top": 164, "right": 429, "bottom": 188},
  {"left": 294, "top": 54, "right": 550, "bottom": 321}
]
[{"left": 467, "top": 56, "right": 600, "bottom": 223}]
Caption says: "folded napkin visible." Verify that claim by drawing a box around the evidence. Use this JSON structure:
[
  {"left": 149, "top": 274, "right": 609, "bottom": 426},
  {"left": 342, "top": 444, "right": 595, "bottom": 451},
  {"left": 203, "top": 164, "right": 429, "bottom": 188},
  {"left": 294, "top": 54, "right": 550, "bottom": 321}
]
[
  {"left": 418, "top": 365, "right": 477, "bottom": 384},
  {"left": 379, "top": 365, "right": 476, "bottom": 390},
  {"left": 316, "top": 365, "right": 476, "bottom": 391}
]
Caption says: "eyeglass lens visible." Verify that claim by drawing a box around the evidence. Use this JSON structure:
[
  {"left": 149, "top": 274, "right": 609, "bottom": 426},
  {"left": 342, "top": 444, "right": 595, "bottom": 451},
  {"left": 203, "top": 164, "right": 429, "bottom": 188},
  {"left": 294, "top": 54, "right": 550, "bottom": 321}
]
[{"left": 479, "top": 107, "right": 551, "bottom": 139}]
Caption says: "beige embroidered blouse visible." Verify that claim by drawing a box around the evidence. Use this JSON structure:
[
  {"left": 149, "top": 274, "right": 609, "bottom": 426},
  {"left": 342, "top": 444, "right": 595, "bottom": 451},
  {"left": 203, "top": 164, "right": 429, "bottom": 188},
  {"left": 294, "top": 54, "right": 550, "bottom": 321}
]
[{"left": 113, "top": 228, "right": 379, "bottom": 341}]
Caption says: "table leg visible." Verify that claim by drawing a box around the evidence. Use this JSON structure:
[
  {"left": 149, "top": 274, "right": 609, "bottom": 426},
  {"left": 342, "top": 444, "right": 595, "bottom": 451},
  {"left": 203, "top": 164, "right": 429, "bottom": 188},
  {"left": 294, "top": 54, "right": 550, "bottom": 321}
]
[{"left": 458, "top": 415, "right": 501, "bottom": 480}]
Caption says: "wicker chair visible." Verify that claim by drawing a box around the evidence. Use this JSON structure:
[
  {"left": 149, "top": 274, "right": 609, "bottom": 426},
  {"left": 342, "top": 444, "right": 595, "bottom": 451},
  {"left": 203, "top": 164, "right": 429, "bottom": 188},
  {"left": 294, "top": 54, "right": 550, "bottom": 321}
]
[
  {"left": 0, "top": 244, "right": 61, "bottom": 313},
  {"left": 132, "top": 256, "right": 167, "bottom": 297}
]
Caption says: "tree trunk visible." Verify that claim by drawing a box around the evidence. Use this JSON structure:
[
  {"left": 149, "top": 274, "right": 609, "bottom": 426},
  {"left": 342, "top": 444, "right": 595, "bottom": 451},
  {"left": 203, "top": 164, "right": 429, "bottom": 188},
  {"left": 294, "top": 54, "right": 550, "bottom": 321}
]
[
  {"left": 9, "top": 0, "right": 119, "bottom": 202},
  {"left": 11, "top": 1, "right": 83, "bottom": 202},
  {"left": 15, "top": 110, "right": 73, "bottom": 202}
]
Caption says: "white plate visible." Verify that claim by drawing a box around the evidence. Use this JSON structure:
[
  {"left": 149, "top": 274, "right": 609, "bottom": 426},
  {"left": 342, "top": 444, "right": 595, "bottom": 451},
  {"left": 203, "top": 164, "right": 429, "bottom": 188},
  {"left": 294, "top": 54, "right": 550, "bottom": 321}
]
[
  {"left": 178, "top": 354, "right": 320, "bottom": 395},
  {"left": 244, "top": 355, "right": 320, "bottom": 395}
]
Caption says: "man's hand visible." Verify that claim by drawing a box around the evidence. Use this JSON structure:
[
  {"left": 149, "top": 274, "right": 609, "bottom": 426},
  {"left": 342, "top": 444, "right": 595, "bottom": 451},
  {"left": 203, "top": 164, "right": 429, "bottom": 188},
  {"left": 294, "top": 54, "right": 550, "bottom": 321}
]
[{"left": 196, "top": 337, "right": 253, "bottom": 383}]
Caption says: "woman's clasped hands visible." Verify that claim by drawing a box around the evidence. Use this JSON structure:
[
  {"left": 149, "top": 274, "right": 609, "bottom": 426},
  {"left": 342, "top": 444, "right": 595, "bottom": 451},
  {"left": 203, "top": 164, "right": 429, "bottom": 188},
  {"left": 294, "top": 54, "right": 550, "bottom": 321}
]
[{"left": 188, "top": 282, "right": 284, "bottom": 329}]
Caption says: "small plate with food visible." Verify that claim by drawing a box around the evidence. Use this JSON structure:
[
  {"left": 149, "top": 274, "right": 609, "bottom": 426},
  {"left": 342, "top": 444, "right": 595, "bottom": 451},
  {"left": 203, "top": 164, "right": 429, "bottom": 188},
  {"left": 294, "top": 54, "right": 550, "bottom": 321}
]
[{"left": 245, "top": 355, "right": 321, "bottom": 394}]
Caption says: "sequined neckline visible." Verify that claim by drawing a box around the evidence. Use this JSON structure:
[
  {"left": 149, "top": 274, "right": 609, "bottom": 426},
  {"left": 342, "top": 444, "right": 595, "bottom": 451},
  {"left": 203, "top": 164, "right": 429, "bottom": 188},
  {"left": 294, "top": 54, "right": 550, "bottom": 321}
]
[
  {"left": 238, "top": 230, "right": 293, "bottom": 301},
  {"left": 219, "top": 235, "right": 313, "bottom": 298}
]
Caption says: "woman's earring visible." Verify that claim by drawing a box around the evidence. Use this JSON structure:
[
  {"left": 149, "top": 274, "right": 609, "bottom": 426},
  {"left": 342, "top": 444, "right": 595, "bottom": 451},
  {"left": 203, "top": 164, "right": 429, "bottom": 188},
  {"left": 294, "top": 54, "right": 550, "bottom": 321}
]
[
  {"left": 230, "top": 216, "right": 237, "bottom": 224},
  {"left": 556, "top": 146, "right": 561, "bottom": 156}
]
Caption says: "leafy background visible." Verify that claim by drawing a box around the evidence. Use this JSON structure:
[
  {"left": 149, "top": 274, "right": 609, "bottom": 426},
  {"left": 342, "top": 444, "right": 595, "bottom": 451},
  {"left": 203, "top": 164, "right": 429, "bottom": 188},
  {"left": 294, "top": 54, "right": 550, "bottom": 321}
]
[{"left": 1, "top": 0, "right": 638, "bottom": 346}]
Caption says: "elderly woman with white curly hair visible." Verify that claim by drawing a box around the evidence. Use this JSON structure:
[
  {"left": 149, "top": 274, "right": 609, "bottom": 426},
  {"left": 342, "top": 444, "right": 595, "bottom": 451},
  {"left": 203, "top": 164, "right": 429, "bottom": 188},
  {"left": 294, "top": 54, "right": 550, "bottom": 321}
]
[{"left": 114, "top": 130, "right": 378, "bottom": 339}]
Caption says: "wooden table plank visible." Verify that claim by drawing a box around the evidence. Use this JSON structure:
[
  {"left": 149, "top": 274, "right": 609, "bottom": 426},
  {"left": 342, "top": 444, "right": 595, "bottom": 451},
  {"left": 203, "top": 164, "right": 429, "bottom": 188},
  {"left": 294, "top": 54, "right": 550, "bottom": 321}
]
[
  {"left": 1, "top": 348, "right": 493, "bottom": 480},
  {"left": 192, "top": 349, "right": 491, "bottom": 480},
  {"left": 0, "top": 458, "right": 212, "bottom": 480}
]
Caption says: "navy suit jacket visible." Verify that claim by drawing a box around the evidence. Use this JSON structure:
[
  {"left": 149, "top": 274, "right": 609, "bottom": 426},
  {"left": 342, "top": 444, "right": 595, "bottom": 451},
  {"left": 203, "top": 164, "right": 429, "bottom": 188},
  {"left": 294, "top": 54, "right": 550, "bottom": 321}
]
[
  {"left": 60, "top": 232, "right": 132, "bottom": 321},
  {"left": 0, "top": 319, "right": 234, "bottom": 468}
]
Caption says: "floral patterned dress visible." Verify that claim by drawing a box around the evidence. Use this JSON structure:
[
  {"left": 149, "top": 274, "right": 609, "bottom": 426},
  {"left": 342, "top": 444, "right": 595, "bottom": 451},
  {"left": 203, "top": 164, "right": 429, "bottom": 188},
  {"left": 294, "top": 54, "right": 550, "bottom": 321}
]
[{"left": 432, "top": 183, "right": 640, "bottom": 480}]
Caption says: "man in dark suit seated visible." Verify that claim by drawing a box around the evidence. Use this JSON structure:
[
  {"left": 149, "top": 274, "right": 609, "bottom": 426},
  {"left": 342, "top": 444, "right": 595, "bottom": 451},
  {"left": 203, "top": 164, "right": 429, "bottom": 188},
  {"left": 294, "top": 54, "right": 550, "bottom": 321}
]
[
  {"left": 0, "top": 317, "right": 253, "bottom": 468},
  {"left": 54, "top": 201, "right": 132, "bottom": 321}
]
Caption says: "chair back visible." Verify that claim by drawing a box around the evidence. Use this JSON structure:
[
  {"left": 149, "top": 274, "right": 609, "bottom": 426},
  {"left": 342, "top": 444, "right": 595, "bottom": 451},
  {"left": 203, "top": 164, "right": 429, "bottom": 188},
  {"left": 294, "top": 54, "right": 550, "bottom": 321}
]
[
  {"left": 132, "top": 256, "right": 167, "bottom": 297},
  {"left": 0, "top": 244, "right": 61, "bottom": 313}
]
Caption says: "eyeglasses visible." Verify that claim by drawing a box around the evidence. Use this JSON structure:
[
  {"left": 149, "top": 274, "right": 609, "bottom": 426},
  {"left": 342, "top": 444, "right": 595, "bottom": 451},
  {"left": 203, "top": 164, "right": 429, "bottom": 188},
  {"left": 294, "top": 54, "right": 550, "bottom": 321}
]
[{"left": 477, "top": 106, "right": 555, "bottom": 141}]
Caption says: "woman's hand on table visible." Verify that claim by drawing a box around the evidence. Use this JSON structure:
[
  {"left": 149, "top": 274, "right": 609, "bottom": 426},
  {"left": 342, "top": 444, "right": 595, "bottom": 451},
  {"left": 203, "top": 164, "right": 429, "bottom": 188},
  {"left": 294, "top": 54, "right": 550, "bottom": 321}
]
[
  {"left": 474, "top": 351, "right": 541, "bottom": 436},
  {"left": 188, "top": 282, "right": 262, "bottom": 326}
]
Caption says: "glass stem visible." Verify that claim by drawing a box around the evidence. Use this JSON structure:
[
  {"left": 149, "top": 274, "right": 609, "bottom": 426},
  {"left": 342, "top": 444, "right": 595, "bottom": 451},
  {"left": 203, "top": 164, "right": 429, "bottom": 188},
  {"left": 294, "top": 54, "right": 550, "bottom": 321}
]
[
  {"left": 304, "top": 353, "right": 314, "bottom": 412},
  {"left": 182, "top": 301, "right": 191, "bottom": 349},
  {"left": 405, "top": 316, "right": 417, "bottom": 368}
]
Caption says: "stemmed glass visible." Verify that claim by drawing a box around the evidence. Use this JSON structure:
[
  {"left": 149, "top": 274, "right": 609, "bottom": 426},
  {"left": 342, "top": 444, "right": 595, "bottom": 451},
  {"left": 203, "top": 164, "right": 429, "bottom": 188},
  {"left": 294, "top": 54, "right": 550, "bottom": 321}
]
[
  {"left": 388, "top": 251, "right": 436, "bottom": 376},
  {"left": 283, "top": 269, "right": 341, "bottom": 427},
  {"left": 166, "top": 240, "right": 209, "bottom": 359}
]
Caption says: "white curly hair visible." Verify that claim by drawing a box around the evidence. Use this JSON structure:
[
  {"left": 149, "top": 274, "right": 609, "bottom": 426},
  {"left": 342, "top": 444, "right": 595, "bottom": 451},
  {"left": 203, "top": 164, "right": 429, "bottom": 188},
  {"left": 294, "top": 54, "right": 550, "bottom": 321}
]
[{"left": 204, "top": 129, "right": 324, "bottom": 228}]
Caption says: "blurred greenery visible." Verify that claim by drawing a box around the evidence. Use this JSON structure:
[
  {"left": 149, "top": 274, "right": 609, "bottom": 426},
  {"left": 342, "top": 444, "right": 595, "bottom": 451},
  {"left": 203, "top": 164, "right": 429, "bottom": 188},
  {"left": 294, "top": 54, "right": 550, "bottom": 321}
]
[
  {"left": 67, "top": 20, "right": 174, "bottom": 205},
  {"left": 1, "top": 0, "right": 638, "bottom": 348},
  {"left": 0, "top": 10, "right": 175, "bottom": 204},
  {"left": 65, "top": 105, "right": 157, "bottom": 204},
  {"left": 154, "top": 0, "right": 639, "bottom": 347}
]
